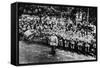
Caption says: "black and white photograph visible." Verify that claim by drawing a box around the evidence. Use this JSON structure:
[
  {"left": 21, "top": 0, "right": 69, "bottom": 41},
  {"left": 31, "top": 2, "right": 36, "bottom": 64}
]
[{"left": 11, "top": 2, "right": 97, "bottom": 65}]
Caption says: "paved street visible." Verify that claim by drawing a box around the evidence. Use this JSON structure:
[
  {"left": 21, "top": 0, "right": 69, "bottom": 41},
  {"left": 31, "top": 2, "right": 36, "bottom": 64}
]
[{"left": 19, "top": 41, "right": 95, "bottom": 64}]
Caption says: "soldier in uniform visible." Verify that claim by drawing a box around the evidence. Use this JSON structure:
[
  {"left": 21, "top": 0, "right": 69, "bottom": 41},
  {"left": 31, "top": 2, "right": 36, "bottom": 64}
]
[
  {"left": 65, "top": 39, "right": 69, "bottom": 48},
  {"left": 90, "top": 41, "right": 96, "bottom": 57},
  {"left": 70, "top": 40, "right": 75, "bottom": 50},
  {"left": 77, "top": 41, "right": 83, "bottom": 54},
  {"left": 92, "top": 43, "right": 96, "bottom": 57},
  {"left": 49, "top": 34, "right": 58, "bottom": 55},
  {"left": 85, "top": 42, "right": 90, "bottom": 53}
]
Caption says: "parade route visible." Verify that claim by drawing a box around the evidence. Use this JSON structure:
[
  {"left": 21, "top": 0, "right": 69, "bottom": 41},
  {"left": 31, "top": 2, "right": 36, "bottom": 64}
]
[{"left": 19, "top": 41, "right": 95, "bottom": 64}]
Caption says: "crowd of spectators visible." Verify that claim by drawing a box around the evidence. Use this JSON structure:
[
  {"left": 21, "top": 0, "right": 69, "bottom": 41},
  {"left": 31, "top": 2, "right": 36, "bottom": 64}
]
[{"left": 19, "top": 13, "right": 96, "bottom": 57}]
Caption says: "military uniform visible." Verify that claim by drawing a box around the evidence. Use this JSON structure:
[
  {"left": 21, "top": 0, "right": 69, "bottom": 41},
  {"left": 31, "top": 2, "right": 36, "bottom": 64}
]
[
  {"left": 85, "top": 43, "right": 90, "bottom": 53},
  {"left": 49, "top": 35, "right": 58, "bottom": 55}
]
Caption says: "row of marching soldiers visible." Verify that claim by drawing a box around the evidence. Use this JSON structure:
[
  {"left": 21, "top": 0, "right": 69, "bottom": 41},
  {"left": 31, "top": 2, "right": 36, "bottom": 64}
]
[{"left": 47, "top": 34, "right": 96, "bottom": 57}]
